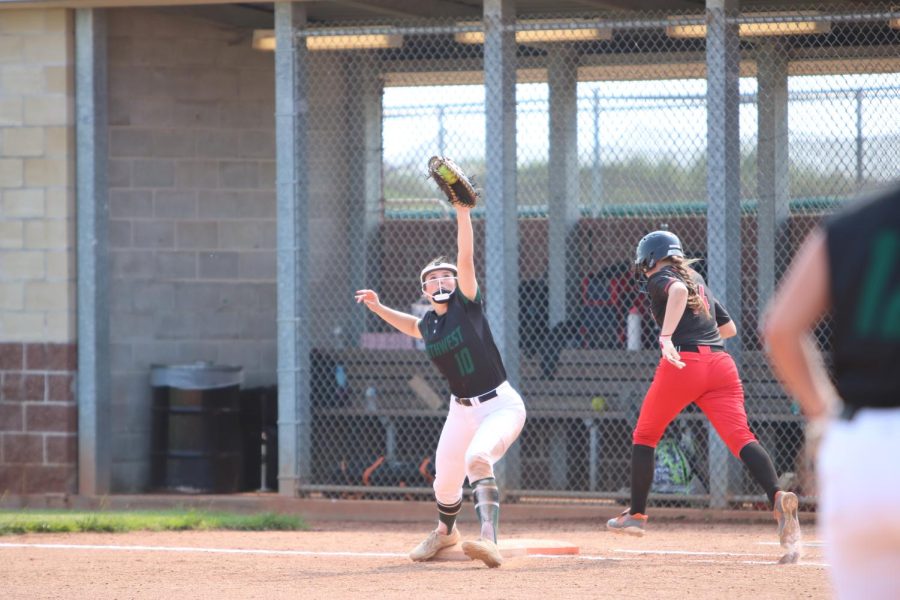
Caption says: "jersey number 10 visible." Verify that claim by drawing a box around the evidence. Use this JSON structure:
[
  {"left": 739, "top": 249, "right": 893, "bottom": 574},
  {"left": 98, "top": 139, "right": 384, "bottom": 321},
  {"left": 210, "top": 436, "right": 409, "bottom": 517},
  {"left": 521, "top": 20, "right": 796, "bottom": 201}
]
[{"left": 454, "top": 348, "right": 475, "bottom": 376}]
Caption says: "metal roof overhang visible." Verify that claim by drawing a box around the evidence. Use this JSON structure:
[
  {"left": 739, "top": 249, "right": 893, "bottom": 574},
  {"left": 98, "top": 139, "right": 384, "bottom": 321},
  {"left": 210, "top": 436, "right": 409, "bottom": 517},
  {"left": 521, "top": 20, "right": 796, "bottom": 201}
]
[{"left": 3, "top": 0, "right": 896, "bottom": 84}]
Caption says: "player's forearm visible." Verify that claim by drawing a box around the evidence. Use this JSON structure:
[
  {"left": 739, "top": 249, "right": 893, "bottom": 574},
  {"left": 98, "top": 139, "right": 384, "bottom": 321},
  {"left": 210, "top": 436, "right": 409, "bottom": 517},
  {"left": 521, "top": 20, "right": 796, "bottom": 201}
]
[
  {"left": 764, "top": 330, "right": 838, "bottom": 419},
  {"left": 660, "top": 286, "right": 688, "bottom": 337},
  {"left": 718, "top": 320, "right": 737, "bottom": 339},
  {"left": 456, "top": 207, "right": 474, "bottom": 268},
  {"left": 371, "top": 304, "right": 422, "bottom": 338}
]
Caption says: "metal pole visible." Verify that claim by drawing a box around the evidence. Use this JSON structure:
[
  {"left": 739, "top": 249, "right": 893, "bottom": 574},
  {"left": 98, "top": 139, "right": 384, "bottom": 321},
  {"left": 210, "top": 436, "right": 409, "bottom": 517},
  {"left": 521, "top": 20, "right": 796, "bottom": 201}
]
[
  {"left": 483, "top": 0, "right": 520, "bottom": 491},
  {"left": 437, "top": 106, "right": 446, "bottom": 156},
  {"left": 274, "top": 2, "right": 311, "bottom": 495},
  {"left": 75, "top": 8, "right": 111, "bottom": 496},
  {"left": 705, "top": 0, "right": 741, "bottom": 510},
  {"left": 855, "top": 89, "right": 864, "bottom": 187},
  {"left": 585, "top": 418, "right": 599, "bottom": 492},
  {"left": 547, "top": 45, "right": 579, "bottom": 329},
  {"left": 592, "top": 88, "right": 602, "bottom": 216},
  {"left": 756, "top": 39, "right": 789, "bottom": 316},
  {"left": 347, "top": 54, "right": 384, "bottom": 347}
]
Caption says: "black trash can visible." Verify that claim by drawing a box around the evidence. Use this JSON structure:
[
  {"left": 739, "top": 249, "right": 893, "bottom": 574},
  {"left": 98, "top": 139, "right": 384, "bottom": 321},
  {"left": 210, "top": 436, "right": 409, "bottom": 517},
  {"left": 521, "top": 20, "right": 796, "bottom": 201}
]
[{"left": 150, "top": 362, "right": 244, "bottom": 493}]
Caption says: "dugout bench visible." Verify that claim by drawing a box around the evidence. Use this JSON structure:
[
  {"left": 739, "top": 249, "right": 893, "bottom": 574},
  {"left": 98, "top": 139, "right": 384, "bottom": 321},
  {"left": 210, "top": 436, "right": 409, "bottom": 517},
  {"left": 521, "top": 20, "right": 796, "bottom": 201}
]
[{"left": 310, "top": 347, "right": 802, "bottom": 498}]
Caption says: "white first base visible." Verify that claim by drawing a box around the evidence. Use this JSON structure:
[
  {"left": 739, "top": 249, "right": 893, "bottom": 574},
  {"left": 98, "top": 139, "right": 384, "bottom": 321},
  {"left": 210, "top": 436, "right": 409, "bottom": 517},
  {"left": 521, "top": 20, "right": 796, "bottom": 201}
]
[{"left": 433, "top": 538, "right": 579, "bottom": 561}]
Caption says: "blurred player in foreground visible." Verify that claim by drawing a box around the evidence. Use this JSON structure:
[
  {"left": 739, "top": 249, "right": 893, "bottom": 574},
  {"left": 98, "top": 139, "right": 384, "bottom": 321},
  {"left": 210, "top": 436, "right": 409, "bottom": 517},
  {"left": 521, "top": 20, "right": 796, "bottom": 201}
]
[{"left": 763, "top": 185, "right": 900, "bottom": 597}]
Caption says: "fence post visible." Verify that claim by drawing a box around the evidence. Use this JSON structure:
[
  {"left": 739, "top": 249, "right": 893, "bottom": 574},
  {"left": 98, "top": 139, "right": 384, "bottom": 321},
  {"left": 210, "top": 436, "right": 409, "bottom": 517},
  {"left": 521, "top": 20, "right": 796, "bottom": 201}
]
[
  {"left": 756, "top": 39, "right": 790, "bottom": 316},
  {"left": 274, "top": 1, "right": 311, "bottom": 495},
  {"left": 437, "top": 106, "right": 446, "bottom": 156},
  {"left": 483, "top": 0, "right": 521, "bottom": 493},
  {"left": 705, "top": 0, "right": 742, "bottom": 510},
  {"left": 591, "top": 88, "right": 602, "bottom": 216},
  {"left": 76, "top": 8, "right": 111, "bottom": 496},
  {"left": 346, "top": 54, "right": 384, "bottom": 347},
  {"left": 548, "top": 45, "right": 580, "bottom": 329},
  {"left": 855, "top": 89, "right": 864, "bottom": 186}
]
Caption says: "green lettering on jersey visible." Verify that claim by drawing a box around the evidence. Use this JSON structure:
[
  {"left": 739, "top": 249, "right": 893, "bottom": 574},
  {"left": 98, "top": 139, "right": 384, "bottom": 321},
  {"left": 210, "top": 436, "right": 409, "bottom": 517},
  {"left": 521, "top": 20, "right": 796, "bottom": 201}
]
[
  {"left": 855, "top": 231, "right": 900, "bottom": 339},
  {"left": 425, "top": 325, "right": 464, "bottom": 359},
  {"left": 454, "top": 347, "right": 475, "bottom": 376}
]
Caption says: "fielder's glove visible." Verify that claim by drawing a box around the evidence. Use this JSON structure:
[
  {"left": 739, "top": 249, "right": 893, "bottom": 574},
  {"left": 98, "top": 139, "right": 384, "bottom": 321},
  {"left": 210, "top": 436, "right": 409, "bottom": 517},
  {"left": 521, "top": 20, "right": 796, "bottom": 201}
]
[{"left": 428, "top": 156, "right": 479, "bottom": 208}]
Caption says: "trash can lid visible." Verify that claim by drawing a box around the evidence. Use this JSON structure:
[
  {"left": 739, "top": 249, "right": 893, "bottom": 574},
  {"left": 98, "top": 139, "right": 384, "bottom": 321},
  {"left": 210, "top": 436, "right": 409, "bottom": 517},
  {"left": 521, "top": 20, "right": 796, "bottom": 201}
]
[{"left": 150, "top": 361, "right": 243, "bottom": 390}]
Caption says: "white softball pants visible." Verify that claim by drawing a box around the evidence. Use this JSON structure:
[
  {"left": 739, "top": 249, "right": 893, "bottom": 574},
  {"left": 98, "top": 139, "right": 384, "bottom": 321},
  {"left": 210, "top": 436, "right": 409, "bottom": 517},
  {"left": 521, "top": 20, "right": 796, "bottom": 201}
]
[
  {"left": 432, "top": 381, "right": 527, "bottom": 505},
  {"left": 818, "top": 407, "right": 900, "bottom": 600}
]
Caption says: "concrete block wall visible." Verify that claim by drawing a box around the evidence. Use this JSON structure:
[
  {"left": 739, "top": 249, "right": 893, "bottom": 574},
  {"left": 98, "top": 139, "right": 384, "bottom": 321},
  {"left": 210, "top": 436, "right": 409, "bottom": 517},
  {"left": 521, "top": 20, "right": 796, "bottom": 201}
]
[
  {"left": 106, "top": 8, "right": 277, "bottom": 491},
  {"left": 0, "top": 8, "right": 77, "bottom": 495},
  {"left": 106, "top": 9, "right": 356, "bottom": 492}
]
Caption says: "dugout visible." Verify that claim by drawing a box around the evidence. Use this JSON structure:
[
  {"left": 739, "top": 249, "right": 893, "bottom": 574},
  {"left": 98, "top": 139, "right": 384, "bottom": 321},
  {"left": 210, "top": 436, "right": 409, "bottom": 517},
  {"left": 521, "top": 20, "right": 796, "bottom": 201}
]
[{"left": 1, "top": 0, "right": 892, "bottom": 508}]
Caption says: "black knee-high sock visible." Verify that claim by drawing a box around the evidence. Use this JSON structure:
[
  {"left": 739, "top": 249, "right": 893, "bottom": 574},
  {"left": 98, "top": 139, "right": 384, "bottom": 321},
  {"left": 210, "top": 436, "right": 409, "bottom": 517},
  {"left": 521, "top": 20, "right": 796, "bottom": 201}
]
[
  {"left": 437, "top": 498, "right": 462, "bottom": 533},
  {"left": 739, "top": 442, "right": 780, "bottom": 506},
  {"left": 630, "top": 444, "right": 655, "bottom": 515},
  {"left": 471, "top": 477, "right": 500, "bottom": 542}
]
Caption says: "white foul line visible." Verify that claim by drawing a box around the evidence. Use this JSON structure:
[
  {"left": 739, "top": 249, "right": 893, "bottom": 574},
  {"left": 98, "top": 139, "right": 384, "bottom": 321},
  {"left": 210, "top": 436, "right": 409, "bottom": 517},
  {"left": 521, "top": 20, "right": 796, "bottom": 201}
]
[
  {"left": 0, "top": 542, "right": 829, "bottom": 568},
  {"left": 688, "top": 559, "right": 829, "bottom": 568},
  {"left": 614, "top": 548, "right": 773, "bottom": 557},
  {"left": 529, "top": 553, "right": 635, "bottom": 561},
  {"left": 758, "top": 540, "right": 824, "bottom": 547},
  {"left": 0, "top": 542, "right": 406, "bottom": 559}
]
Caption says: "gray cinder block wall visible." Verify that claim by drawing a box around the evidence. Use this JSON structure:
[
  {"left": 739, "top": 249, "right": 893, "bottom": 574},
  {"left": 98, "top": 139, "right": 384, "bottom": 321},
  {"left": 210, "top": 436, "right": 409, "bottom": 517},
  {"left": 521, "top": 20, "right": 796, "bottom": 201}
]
[{"left": 107, "top": 8, "right": 355, "bottom": 492}]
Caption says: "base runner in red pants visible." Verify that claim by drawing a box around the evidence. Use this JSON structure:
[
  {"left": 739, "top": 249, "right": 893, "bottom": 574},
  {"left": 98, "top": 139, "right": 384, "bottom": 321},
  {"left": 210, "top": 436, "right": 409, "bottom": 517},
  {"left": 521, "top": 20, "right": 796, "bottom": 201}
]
[{"left": 605, "top": 231, "right": 802, "bottom": 562}]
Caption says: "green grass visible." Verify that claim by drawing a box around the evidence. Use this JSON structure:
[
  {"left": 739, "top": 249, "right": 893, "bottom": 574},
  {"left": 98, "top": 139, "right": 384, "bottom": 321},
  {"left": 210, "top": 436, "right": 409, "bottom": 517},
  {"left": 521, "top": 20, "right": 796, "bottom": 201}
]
[{"left": 0, "top": 509, "right": 307, "bottom": 535}]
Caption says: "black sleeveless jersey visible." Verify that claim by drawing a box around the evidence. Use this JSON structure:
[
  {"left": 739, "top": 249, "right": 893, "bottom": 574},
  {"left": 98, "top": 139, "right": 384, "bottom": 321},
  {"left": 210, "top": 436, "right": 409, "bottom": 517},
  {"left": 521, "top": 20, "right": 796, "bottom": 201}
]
[
  {"left": 417, "top": 287, "right": 507, "bottom": 398},
  {"left": 825, "top": 187, "right": 900, "bottom": 408},
  {"left": 646, "top": 266, "right": 731, "bottom": 347}
]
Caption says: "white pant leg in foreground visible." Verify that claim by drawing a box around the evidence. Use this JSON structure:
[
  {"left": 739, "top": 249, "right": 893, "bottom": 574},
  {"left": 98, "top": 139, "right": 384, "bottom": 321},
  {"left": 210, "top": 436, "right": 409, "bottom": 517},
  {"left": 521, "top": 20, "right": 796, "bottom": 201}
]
[{"left": 819, "top": 408, "right": 900, "bottom": 600}]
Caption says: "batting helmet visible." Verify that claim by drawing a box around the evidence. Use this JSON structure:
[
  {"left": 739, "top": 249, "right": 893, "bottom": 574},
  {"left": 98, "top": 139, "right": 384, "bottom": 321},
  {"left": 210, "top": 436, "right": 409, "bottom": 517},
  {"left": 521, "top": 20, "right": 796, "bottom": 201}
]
[{"left": 635, "top": 230, "right": 684, "bottom": 273}]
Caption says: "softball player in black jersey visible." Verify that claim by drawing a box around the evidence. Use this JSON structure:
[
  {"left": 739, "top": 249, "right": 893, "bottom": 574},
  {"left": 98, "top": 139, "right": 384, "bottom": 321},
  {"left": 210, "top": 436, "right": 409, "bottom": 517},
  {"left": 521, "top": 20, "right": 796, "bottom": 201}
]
[
  {"left": 764, "top": 187, "right": 900, "bottom": 598},
  {"left": 355, "top": 204, "right": 526, "bottom": 568}
]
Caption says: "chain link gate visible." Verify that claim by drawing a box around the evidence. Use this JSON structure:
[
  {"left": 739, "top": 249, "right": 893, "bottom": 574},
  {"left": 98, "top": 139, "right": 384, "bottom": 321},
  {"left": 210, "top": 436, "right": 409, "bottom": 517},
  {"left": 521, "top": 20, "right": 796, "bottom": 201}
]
[{"left": 290, "top": 4, "right": 900, "bottom": 508}]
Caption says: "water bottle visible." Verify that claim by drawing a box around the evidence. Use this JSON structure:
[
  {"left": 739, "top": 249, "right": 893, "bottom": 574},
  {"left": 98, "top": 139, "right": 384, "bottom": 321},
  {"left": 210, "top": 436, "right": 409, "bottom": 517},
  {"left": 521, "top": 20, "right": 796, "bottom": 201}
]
[
  {"left": 626, "top": 307, "right": 641, "bottom": 351},
  {"left": 335, "top": 363, "right": 349, "bottom": 405},
  {"left": 365, "top": 386, "right": 378, "bottom": 412}
]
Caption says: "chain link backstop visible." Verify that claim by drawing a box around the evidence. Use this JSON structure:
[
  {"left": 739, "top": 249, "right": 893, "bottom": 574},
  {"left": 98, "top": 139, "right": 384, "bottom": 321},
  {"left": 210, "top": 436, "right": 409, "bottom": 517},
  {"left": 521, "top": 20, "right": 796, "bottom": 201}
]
[{"left": 285, "top": 4, "right": 900, "bottom": 508}]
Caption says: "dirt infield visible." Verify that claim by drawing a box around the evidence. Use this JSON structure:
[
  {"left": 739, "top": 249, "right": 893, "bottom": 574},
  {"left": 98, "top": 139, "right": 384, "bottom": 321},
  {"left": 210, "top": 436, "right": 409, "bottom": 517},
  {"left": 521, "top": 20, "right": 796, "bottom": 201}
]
[{"left": 1, "top": 519, "right": 830, "bottom": 599}]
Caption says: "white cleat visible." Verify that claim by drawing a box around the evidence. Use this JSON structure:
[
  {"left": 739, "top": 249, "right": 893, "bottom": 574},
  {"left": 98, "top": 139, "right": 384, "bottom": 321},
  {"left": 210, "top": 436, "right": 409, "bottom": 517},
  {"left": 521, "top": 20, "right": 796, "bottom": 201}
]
[
  {"left": 409, "top": 527, "right": 460, "bottom": 562},
  {"left": 774, "top": 491, "right": 802, "bottom": 563},
  {"left": 461, "top": 538, "right": 503, "bottom": 568}
]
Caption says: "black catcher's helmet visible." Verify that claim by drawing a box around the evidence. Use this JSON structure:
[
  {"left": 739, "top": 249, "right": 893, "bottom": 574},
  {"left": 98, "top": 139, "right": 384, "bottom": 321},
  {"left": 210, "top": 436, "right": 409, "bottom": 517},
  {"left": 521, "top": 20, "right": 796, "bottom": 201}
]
[{"left": 635, "top": 230, "right": 684, "bottom": 273}]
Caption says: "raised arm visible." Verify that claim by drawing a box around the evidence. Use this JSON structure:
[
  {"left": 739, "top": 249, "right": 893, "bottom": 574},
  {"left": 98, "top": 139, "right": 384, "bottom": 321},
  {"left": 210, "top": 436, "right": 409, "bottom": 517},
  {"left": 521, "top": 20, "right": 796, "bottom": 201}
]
[
  {"left": 354, "top": 289, "right": 422, "bottom": 339},
  {"left": 455, "top": 206, "right": 478, "bottom": 300}
]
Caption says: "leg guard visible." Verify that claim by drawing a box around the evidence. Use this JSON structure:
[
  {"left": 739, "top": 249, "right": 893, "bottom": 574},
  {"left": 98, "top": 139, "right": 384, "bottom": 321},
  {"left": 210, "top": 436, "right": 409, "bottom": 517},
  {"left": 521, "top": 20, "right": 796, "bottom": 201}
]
[{"left": 471, "top": 477, "right": 500, "bottom": 543}]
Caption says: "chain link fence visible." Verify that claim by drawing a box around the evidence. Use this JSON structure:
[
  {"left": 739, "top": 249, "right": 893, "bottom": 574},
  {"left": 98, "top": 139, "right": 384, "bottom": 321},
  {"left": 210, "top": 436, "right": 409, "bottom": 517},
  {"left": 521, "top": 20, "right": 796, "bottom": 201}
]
[{"left": 293, "top": 4, "right": 900, "bottom": 508}]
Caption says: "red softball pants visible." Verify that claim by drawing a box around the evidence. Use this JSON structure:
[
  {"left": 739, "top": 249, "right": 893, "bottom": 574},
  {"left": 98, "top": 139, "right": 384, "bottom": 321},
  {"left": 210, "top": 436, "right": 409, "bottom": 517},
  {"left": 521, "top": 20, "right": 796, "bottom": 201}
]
[{"left": 632, "top": 346, "right": 758, "bottom": 457}]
